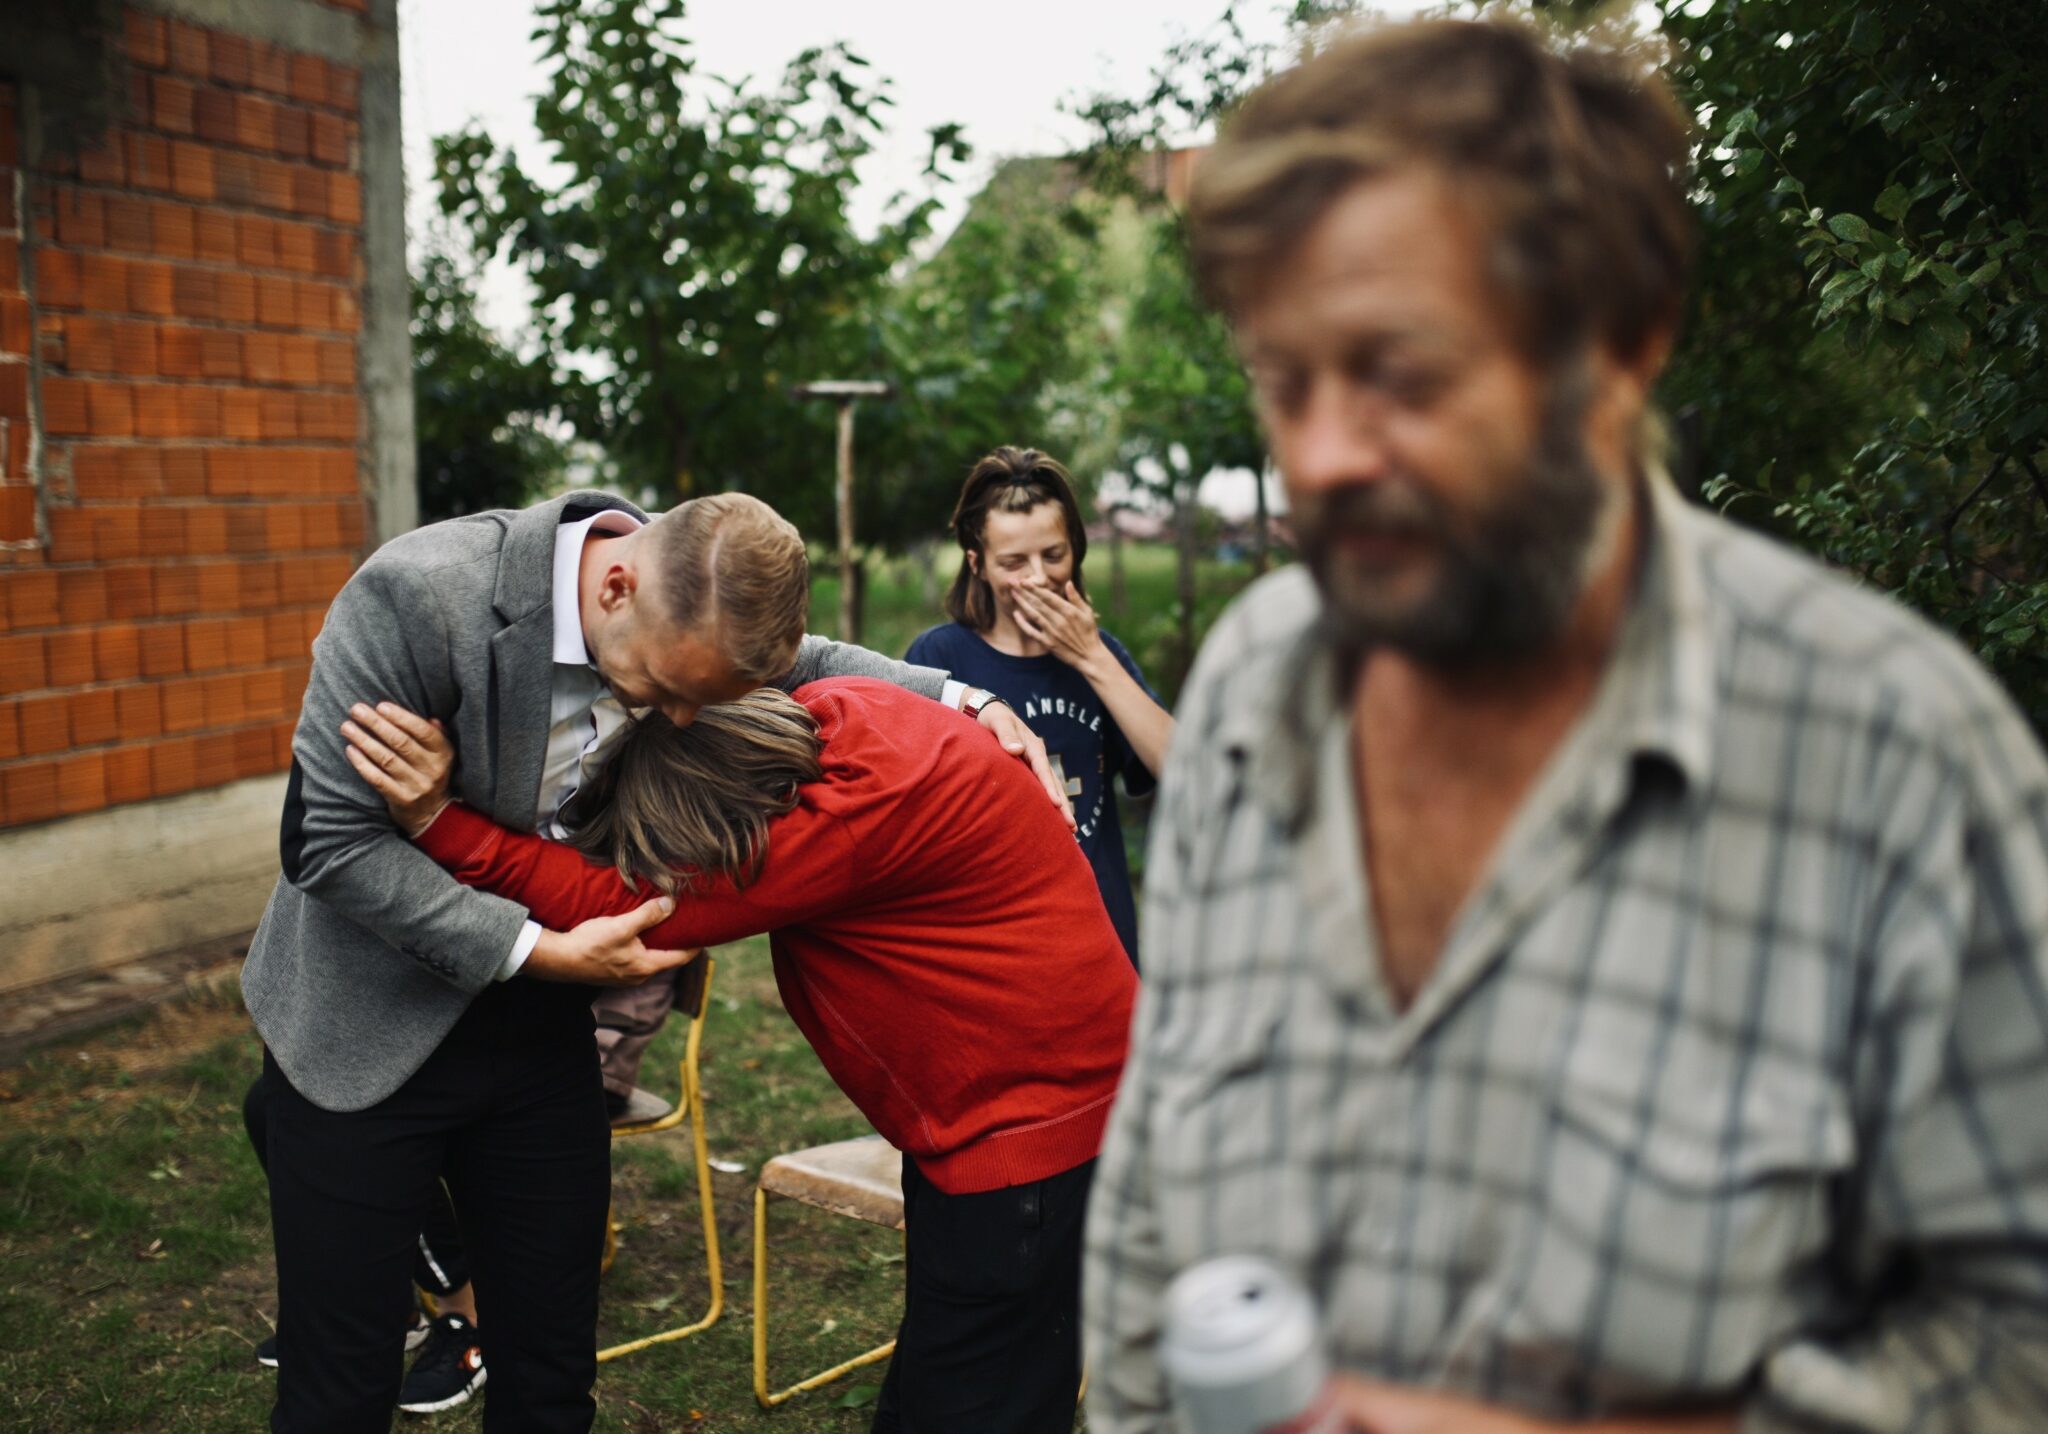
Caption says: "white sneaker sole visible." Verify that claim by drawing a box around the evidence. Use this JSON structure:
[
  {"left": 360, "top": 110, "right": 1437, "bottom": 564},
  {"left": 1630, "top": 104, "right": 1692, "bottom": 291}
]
[{"left": 397, "top": 1365, "right": 485, "bottom": 1414}]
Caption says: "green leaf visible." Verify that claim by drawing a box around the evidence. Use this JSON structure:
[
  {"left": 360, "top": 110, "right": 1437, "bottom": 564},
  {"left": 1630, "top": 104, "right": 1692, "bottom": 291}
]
[
  {"left": 1827, "top": 213, "right": 1873, "bottom": 245},
  {"left": 1771, "top": 175, "right": 1806, "bottom": 196},
  {"left": 1875, "top": 185, "right": 1912, "bottom": 223},
  {"left": 834, "top": 1383, "right": 883, "bottom": 1408},
  {"left": 1846, "top": 12, "right": 1884, "bottom": 56},
  {"left": 1731, "top": 149, "right": 1764, "bottom": 177},
  {"left": 1723, "top": 107, "right": 1759, "bottom": 139}
]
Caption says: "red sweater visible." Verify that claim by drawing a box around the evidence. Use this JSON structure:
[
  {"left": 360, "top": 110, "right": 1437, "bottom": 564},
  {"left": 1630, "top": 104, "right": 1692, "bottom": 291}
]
[{"left": 417, "top": 678, "right": 1138, "bottom": 1194}]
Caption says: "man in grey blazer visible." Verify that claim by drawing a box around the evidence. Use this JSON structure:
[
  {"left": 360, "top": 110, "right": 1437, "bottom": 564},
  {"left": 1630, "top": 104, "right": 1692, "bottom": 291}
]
[{"left": 245, "top": 488, "right": 1054, "bottom": 1432}]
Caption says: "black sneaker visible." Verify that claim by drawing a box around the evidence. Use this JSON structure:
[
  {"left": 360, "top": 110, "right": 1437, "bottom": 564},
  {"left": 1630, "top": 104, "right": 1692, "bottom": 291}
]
[
  {"left": 256, "top": 1310, "right": 427, "bottom": 1371},
  {"left": 396, "top": 1313, "right": 485, "bottom": 1414}
]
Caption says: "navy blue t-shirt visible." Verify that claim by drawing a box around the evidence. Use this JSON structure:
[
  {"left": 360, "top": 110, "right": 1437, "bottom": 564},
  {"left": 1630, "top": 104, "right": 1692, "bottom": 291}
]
[{"left": 905, "top": 622, "right": 1158, "bottom": 968}]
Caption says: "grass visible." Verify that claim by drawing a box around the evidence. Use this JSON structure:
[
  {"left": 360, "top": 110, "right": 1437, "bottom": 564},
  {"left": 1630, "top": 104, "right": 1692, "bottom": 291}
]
[{"left": 0, "top": 542, "right": 1267, "bottom": 1430}]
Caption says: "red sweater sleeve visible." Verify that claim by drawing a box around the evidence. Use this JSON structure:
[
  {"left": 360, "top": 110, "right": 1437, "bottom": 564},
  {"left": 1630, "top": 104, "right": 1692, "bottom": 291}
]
[{"left": 415, "top": 801, "right": 860, "bottom": 949}]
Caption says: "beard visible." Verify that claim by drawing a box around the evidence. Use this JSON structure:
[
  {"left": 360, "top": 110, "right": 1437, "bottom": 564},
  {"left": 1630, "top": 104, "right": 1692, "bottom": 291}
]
[{"left": 1294, "top": 365, "right": 1611, "bottom": 671}]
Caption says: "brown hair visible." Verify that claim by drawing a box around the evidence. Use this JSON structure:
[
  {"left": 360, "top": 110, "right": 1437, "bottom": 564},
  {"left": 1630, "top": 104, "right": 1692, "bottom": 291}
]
[
  {"left": 1189, "top": 15, "right": 1695, "bottom": 364},
  {"left": 646, "top": 492, "right": 809, "bottom": 682},
  {"left": 943, "top": 447, "right": 1090, "bottom": 631},
  {"left": 562, "top": 688, "right": 824, "bottom": 896}
]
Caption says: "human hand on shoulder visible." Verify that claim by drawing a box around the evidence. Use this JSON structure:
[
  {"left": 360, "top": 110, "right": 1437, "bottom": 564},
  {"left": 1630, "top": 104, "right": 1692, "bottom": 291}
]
[{"left": 966, "top": 691, "right": 1076, "bottom": 831}]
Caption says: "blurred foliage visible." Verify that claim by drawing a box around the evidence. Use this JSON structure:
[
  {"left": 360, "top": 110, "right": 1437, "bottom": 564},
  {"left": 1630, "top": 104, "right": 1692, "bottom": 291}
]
[
  {"left": 410, "top": 238, "right": 565, "bottom": 522},
  {"left": 429, "top": 0, "right": 966, "bottom": 534}
]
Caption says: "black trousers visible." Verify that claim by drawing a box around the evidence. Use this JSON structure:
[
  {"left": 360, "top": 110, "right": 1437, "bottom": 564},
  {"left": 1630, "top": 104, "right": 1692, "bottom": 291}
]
[
  {"left": 263, "top": 979, "right": 611, "bottom": 1434},
  {"left": 872, "top": 1155, "right": 1094, "bottom": 1434},
  {"left": 244, "top": 1073, "right": 470, "bottom": 1298}
]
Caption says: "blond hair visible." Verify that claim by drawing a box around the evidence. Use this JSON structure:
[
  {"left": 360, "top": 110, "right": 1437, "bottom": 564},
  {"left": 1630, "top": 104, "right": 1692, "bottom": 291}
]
[
  {"left": 562, "top": 689, "right": 824, "bottom": 896},
  {"left": 647, "top": 493, "right": 809, "bottom": 682},
  {"left": 1190, "top": 15, "right": 1694, "bottom": 365}
]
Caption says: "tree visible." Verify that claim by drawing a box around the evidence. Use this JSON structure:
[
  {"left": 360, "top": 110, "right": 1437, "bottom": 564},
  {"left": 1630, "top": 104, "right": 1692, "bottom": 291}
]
[
  {"left": 410, "top": 239, "right": 565, "bottom": 522},
  {"left": 430, "top": 0, "right": 963, "bottom": 534}
]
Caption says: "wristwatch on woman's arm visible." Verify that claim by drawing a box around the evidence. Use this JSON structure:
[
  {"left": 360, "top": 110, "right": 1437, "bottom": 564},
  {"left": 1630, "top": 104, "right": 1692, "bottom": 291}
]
[{"left": 960, "top": 687, "right": 1008, "bottom": 721}]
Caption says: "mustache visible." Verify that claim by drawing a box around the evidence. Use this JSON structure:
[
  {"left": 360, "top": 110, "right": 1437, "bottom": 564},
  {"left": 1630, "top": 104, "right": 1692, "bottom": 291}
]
[{"left": 1299, "top": 479, "right": 1451, "bottom": 542}]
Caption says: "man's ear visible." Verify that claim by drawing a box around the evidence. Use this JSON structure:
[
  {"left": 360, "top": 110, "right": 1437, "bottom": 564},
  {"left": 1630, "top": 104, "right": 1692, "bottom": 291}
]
[{"left": 596, "top": 558, "right": 639, "bottom": 616}]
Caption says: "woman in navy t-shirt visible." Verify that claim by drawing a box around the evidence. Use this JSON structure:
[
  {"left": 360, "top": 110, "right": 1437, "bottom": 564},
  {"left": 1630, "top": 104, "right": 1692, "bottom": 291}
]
[{"left": 907, "top": 447, "right": 1173, "bottom": 967}]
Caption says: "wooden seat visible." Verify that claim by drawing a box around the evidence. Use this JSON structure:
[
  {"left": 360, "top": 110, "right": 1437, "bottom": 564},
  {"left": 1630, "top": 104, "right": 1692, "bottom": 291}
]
[{"left": 752, "top": 1132, "right": 903, "bottom": 1407}]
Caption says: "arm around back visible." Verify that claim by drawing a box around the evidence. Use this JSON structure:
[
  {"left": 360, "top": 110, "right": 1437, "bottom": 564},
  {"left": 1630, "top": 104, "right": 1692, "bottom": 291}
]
[
  {"left": 783, "top": 633, "right": 948, "bottom": 700},
  {"left": 281, "top": 559, "right": 531, "bottom": 993}
]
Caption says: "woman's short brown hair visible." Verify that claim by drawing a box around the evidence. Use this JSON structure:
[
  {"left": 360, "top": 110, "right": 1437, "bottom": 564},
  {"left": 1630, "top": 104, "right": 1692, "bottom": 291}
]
[
  {"left": 562, "top": 689, "right": 824, "bottom": 896},
  {"left": 1189, "top": 15, "right": 1695, "bottom": 365},
  {"left": 943, "top": 446, "right": 1090, "bottom": 631}
]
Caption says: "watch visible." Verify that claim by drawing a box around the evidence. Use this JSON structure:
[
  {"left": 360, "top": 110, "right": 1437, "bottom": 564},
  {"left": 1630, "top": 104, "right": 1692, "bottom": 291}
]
[{"left": 961, "top": 687, "right": 1007, "bottom": 721}]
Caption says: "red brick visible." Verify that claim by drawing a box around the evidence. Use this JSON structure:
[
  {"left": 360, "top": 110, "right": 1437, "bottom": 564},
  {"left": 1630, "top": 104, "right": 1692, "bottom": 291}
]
[
  {"left": 259, "top": 156, "right": 297, "bottom": 213},
  {"left": 185, "top": 616, "right": 230, "bottom": 671},
  {"left": 35, "top": 250, "right": 82, "bottom": 309},
  {"left": 195, "top": 561, "right": 238, "bottom": 610},
  {"left": 194, "top": 86, "right": 235, "bottom": 145},
  {"left": 168, "top": 141, "right": 214, "bottom": 201},
  {"left": 0, "top": 483, "right": 33, "bottom": 542},
  {"left": 205, "top": 448, "right": 246, "bottom": 497},
  {"left": 150, "top": 200, "right": 196, "bottom": 259},
  {"left": 185, "top": 506, "right": 229, "bottom": 556},
  {"left": 153, "top": 564, "right": 198, "bottom": 616},
  {"left": 55, "top": 751, "right": 108, "bottom": 815},
  {"left": 280, "top": 334, "right": 321, "bottom": 385},
  {"left": 46, "top": 631, "right": 97, "bottom": 688},
  {"left": 69, "top": 688, "right": 118, "bottom": 745},
  {"left": 104, "top": 564, "right": 153, "bottom": 618},
  {"left": 312, "top": 230, "right": 354, "bottom": 279},
  {"left": 141, "top": 623, "right": 186, "bottom": 678},
  {"left": 221, "top": 388, "right": 261, "bottom": 439},
  {"left": 69, "top": 447, "right": 120, "bottom": 498},
  {"left": 263, "top": 610, "right": 301, "bottom": 661},
  {"left": 18, "top": 693, "right": 68, "bottom": 753},
  {"left": 223, "top": 613, "right": 267, "bottom": 657},
  {"left": 194, "top": 207, "right": 237, "bottom": 263},
  {"left": 295, "top": 281, "right": 333, "bottom": 331},
  {"left": 117, "top": 683, "right": 163, "bottom": 739},
  {"left": 84, "top": 380, "right": 135, "bottom": 437},
  {"left": 255, "top": 275, "right": 295, "bottom": 328},
  {"left": 140, "top": 506, "right": 187, "bottom": 558},
  {"left": 137, "top": 382, "right": 218, "bottom": 439},
  {"left": 232, "top": 723, "right": 274, "bottom": 778},
  {"left": 274, "top": 104, "right": 311, "bottom": 161},
  {"left": 290, "top": 164, "right": 326, "bottom": 217},
  {"left": 93, "top": 624, "right": 141, "bottom": 681},
  {"left": 259, "top": 390, "right": 297, "bottom": 440},
  {"left": 166, "top": 21, "right": 209, "bottom": 80},
  {"left": 54, "top": 189, "right": 107, "bottom": 247},
  {"left": 242, "top": 664, "right": 286, "bottom": 718},
  {"left": 276, "top": 220, "right": 317, "bottom": 274},
  {"left": 5, "top": 761, "right": 60, "bottom": 824},
  {"left": 330, "top": 287, "right": 360, "bottom": 334},
  {"left": 243, "top": 331, "right": 282, "bottom": 383},
  {"left": 125, "top": 11, "right": 170, "bottom": 70},
  {"left": 171, "top": 264, "right": 217, "bottom": 319},
  {"left": 128, "top": 260, "right": 174, "bottom": 317},
  {"left": 329, "top": 65, "right": 361, "bottom": 116},
  {"left": 0, "top": 701, "right": 17, "bottom": 760},
  {"left": 287, "top": 56, "right": 328, "bottom": 108},
  {"left": 162, "top": 449, "right": 205, "bottom": 498},
  {"left": 249, "top": 43, "right": 291, "bottom": 99},
  {"left": 237, "top": 214, "right": 278, "bottom": 268},
  {"left": 0, "top": 366, "right": 24, "bottom": 425},
  {"left": 158, "top": 324, "right": 201, "bottom": 378},
  {"left": 1, "top": 295, "right": 30, "bottom": 354},
  {"left": 308, "top": 111, "right": 347, "bottom": 167},
  {"left": 241, "top": 561, "right": 280, "bottom": 609},
  {"left": 42, "top": 377, "right": 89, "bottom": 435},
  {"left": 105, "top": 744, "right": 154, "bottom": 803},
  {"left": 211, "top": 149, "right": 254, "bottom": 207},
  {"left": 235, "top": 95, "right": 278, "bottom": 152},
  {"left": 77, "top": 138, "right": 124, "bottom": 186},
  {"left": 203, "top": 673, "right": 245, "bottom": 726},
  {"left": 111, "top": 320, "right": 157, "bottom": 376},
  {"left": 199, "top": 328, "right": 241, "bottom": 379},
  {"left": 213, "top": 271, "right": 255, "bottom": 326},
  {"left": 125, "top": 131, "right": 172, "bottom": 192},
  {"left": 161, "top": 674, "right": 204, "bottom": 731},
  {"left": 61, "top": 316, "right": 113, "bottom": 373},
  {"left": 151, "top": 74, "right": 196, "bottom": 135},
  {"left": 80, "top": 254, "right": 128, "bottom": 313},
  {"left": 151, "top": 735, "right": 197, "bottom": 796},
  {"left": 6, "top": 570, "right": 60, "bottom": 627},
  {"left": 95, "top": 503, "right": 142, "bottom": 560},
  {"left": 194, "top": 730, "right": 237, "bottom": 788},
  {"left": 55, "top": 569, "right": 107, "bottom": 624},
  {"left": 211, "top": 32, "right": 254, "bottom": 90},
  {"left": 0, "top": 632, "right": 48, "bottom": 693}
]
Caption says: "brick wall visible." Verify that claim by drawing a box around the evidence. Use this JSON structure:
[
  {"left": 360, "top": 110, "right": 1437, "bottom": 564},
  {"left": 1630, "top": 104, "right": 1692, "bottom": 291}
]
[{"left": 0, "top": 7, "right": 373, "bottom": 830}]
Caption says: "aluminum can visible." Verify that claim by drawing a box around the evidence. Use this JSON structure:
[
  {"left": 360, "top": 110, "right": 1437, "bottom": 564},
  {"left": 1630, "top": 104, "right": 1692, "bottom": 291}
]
[{"left": 1161, "top": 1255, "right": 1345, "bottom": 1434}]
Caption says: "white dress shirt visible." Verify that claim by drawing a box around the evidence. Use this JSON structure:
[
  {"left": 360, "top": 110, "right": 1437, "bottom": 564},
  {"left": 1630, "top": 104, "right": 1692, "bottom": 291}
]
[{"left": 495, "top": 509, "right": 644, "bottom": 980}]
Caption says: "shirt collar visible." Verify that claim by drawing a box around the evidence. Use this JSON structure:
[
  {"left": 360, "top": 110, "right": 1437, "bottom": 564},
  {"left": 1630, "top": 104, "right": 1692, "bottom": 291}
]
[
  {"left": 552, "top": 509, "right": 644, "bottom": 667},
  {"left": 1236, "top": 466, "right": 1720, "bottom": 830}
]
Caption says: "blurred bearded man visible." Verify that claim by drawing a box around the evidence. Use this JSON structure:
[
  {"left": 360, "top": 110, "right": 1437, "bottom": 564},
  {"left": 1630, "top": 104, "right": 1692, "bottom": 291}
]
[{"left": 1084, "top": 15, "right": 2048, "bottom": 1434}]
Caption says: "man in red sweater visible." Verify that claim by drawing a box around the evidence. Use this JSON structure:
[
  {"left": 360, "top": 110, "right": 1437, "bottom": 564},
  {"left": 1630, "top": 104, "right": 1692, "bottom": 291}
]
[{"left": 342, "top": 676, "right": 1136, "bottom": 1433}]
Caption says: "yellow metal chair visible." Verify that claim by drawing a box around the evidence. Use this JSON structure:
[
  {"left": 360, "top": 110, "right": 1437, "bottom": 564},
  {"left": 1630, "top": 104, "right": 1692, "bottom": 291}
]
[
  {"left": 751, "top": 1132, "right": 904, "bottom": 1407},
  {"left": 596, "top": 954, "right": 724, "bottom": 1363}
]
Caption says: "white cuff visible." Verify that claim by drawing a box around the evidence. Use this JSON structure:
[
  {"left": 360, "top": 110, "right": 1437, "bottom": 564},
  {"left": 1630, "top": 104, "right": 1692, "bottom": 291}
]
[
  {"left": 941, "top": 678, "right": 969, "bottom": 711},
  {"left": 497, "top": 920, "right": 541, "bottom": 982}
]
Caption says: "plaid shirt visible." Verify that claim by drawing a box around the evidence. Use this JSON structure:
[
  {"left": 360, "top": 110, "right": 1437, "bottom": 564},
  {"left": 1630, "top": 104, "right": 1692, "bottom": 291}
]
[{"left": 1084, "top": 477, "right": 2048, "bottom": 1432}]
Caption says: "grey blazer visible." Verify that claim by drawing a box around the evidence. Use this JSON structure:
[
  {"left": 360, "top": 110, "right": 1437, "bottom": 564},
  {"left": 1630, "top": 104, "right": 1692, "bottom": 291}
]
[{"left": 242, "top": 490, "right": 948, "bottom": 1111}]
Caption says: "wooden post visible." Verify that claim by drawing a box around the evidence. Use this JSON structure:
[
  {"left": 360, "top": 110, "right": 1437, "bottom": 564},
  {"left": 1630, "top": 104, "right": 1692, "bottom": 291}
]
[{"left": 792, "top": 381, "right": 894, "bottom": 646}]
